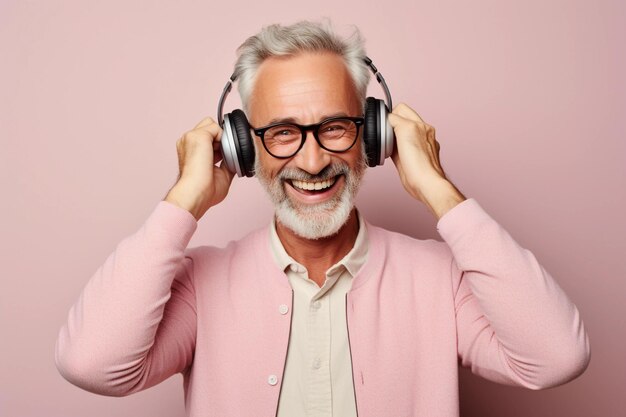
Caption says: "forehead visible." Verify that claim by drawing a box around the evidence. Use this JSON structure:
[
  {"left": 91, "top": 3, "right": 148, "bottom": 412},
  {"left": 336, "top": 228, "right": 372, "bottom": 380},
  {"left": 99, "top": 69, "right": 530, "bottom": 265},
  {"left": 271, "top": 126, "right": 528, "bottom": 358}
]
[{"left": 248, "top": 51, "right": 360, "bottom": 126}]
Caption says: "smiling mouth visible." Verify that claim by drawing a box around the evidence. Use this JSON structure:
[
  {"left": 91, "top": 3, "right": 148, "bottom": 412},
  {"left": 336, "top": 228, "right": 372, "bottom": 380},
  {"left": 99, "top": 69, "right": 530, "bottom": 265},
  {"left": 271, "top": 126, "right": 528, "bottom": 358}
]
[{"left": 286, "top": 174, "right": 341, "bottom": 195}]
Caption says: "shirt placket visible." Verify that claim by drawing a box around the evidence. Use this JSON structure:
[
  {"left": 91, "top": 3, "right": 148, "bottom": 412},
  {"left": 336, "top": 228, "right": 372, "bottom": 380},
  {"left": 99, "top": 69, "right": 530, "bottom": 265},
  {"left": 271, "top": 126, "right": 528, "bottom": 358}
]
[{"left": 305, "top": 284, "right": 332, "bottom": 416}]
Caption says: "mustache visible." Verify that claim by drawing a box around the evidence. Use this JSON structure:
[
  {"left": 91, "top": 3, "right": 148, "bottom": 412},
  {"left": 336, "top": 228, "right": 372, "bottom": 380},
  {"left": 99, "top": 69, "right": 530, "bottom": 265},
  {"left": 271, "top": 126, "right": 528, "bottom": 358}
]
[{"left": 277, "top": 162, "right": 349, "bottom": 182}]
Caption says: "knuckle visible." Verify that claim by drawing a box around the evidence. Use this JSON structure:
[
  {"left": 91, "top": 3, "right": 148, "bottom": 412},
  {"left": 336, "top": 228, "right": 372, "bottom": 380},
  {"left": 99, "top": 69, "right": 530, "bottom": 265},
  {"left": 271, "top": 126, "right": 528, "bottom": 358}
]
[
  {"left": 393, "top": 102, "right": 407, "bottom": 112},
  {"left": 184, "top": 131, "right": 200, "bottom": 141},
  {"left": 408, "top": 122, "right": 420, "bottom": 134}
]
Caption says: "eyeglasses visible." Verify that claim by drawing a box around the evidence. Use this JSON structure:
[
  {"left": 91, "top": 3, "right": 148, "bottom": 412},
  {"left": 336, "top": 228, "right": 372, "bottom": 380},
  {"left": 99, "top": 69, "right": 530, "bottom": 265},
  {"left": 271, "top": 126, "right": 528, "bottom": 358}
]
[{"left": 252, "top": 116, "right": 365, "bottom": 159}]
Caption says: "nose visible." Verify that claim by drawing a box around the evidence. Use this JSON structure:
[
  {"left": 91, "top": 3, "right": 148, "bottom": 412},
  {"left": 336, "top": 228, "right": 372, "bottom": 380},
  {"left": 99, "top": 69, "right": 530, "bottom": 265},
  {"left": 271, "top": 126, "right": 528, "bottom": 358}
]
[{"left": 294, "top": 130, "right": 331, "bottom": 175}]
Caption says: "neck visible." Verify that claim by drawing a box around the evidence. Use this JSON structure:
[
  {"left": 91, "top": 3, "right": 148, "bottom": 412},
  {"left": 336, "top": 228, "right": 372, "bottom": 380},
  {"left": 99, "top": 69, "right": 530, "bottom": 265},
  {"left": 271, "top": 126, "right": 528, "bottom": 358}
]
[{"left": 275, "top": 208, "right": 360, "bottom": 279}]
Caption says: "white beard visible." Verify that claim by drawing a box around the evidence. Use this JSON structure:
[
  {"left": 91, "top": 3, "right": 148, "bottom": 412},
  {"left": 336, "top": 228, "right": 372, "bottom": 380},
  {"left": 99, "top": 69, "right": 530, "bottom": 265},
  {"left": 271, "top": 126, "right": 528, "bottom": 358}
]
[{"left": 254, "top": 145, "right": 368, "bottom": 240}]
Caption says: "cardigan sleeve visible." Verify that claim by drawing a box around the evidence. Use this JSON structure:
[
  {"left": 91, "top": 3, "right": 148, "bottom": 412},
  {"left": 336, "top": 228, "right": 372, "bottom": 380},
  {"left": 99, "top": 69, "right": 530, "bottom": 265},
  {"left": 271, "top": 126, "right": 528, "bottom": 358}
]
[
  {"left": 436, "top": 198, "right": 591, "bottom": 390},
  {"left": 55, "top": 200, "right": 199, "bottom": 396}
]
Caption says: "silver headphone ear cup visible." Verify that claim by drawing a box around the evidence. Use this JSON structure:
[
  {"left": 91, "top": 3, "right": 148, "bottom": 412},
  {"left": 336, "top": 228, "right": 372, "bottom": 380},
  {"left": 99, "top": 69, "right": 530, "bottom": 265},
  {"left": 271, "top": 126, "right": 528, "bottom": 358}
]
[
  {"left": 377, "top": 100, "right": 394, "bottom": 163},
  {"left": 377, "top": 100, "right": 387, "bottom": 166},
  {"left": 220, "top": 114, "right": 243, "bottom": 177},
  {"left": 384, "top": 106, "right": 394, "bottom": 160}
]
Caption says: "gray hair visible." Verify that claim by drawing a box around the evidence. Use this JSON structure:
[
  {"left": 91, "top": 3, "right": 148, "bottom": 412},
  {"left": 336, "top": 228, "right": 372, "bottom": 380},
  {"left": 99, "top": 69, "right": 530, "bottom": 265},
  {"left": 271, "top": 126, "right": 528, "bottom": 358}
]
[{"left": 233, "top": 19, "right": 371, "bottom": 115}]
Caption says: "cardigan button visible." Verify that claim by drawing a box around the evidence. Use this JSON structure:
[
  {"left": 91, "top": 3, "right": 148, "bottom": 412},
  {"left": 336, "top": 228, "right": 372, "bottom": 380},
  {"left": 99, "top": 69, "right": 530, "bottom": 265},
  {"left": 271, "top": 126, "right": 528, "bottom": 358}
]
[
  {"left": 278, "top": 304, "right": 289, "bottom": 315},
  {"left": 268, "top": 374, "right": 278, "bottom": 386}
]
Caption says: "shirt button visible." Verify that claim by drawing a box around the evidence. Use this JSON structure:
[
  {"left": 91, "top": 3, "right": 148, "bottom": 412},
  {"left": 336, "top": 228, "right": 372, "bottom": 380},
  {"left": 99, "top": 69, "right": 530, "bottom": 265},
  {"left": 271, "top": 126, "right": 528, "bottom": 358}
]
[
  {"left": 278, "top": 304, "right": 289, "bottom": 315},
  {"left": 312, "top": 358, "right": 321, "bottom": 369},
  {"left": 312, "top": 300, "right": 322, "bottom": 310},
  {"left": 268, "top": 374, "right": 278, "bottom": 385}
]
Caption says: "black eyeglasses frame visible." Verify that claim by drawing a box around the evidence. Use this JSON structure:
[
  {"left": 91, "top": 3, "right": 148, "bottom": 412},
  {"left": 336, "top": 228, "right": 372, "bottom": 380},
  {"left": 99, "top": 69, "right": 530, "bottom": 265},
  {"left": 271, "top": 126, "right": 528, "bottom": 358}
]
[{"left": 251, "top": 116, "right": 365, "bottom": 159}]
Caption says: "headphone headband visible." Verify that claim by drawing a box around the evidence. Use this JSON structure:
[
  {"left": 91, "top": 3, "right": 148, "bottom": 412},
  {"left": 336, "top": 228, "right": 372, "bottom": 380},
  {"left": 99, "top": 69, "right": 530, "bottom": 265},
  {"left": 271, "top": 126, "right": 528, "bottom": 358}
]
[
  {"left": 217, "top": 74, "right": 235, "bottom": 127},
  {"left": 217, "top": 56, "right": 392, "bottom": 126},
  {"left": 362, "top": 56, "right": 393, "bottom": 110}
]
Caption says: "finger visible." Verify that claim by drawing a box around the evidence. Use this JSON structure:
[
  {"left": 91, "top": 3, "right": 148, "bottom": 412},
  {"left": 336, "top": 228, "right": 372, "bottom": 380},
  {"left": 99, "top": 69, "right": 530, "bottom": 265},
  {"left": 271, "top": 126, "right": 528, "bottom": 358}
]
[
  {"left": 429, "top": 128, "right": 441, "bottom": 151},
  {"left": 387, "top": 112, "right": 409, "bottom": 128},
  {"left": 392, "top": 103, "right": 425, "bottom": 123},
  {"left": 194, "top": 121, "right": 223, "bottom": 143},
  {"left": 388, "top": 112, "right": 422, "bottom": 134},
  {"left": 194, "top": 116, "right": 219, "bottom": 129},
  {"left": 217, "top": 157, "right": 236, "bottom": 182},
  {"left": 390, "top": 142, "right": 400, "bottom": 166},
  {"left": 213, "top": 140, "right": 225, "bottom": 164}
]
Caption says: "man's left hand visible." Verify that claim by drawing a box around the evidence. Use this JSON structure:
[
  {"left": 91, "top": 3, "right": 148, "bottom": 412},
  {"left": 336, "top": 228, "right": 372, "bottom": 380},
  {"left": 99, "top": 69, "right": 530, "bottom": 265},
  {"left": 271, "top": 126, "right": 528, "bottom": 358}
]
[{"left": 387, "top": 103, "right": 467, "bottom": 220}]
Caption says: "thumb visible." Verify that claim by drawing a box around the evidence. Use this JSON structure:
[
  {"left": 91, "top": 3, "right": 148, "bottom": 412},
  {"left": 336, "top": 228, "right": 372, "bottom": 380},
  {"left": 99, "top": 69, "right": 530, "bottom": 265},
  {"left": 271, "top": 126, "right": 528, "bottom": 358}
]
[{"left": 217, "top": 158, "right": 236, "bottom": 183}]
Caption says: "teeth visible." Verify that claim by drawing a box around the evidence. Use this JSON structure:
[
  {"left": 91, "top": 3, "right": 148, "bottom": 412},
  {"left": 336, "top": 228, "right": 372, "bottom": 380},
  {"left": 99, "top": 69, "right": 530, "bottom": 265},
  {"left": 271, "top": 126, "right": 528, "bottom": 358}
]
[{"left": 292, "top": 176, "right": 337, "bottom": 191}]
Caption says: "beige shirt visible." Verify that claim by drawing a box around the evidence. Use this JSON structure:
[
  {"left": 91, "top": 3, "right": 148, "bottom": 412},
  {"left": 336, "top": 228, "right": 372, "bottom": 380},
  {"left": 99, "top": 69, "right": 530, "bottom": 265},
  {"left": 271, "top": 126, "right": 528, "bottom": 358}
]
[{"left": 269, "top": 211, "right": 368, "bottom": 417}]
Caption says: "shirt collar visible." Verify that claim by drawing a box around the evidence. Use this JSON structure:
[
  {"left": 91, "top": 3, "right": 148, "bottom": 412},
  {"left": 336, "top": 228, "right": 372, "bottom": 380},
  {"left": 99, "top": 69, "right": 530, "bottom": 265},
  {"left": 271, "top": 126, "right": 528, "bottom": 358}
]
[{"left": 268, "top": 209, "right": 369, "bottom": 278}]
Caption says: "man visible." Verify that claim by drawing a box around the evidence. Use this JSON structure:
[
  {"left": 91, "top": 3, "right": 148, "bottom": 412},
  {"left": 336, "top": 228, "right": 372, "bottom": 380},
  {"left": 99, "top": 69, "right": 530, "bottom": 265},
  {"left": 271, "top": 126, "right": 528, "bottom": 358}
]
[{"left": 55, "top": 20, "right": 591, "bottom": 417}]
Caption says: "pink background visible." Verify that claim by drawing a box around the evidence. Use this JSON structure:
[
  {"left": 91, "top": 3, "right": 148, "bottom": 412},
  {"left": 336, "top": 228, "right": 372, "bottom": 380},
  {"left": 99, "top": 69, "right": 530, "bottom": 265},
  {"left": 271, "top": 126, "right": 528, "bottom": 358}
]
[{"left": 1, "top": 0, "right": 624, "bottom": 416}]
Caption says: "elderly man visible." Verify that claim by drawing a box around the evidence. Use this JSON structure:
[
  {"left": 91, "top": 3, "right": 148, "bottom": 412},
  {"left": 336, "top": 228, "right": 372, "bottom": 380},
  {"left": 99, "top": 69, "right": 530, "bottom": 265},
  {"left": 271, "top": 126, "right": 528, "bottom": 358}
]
[{"left": 55, "top": 20, "right": 590, "bottom": 417}]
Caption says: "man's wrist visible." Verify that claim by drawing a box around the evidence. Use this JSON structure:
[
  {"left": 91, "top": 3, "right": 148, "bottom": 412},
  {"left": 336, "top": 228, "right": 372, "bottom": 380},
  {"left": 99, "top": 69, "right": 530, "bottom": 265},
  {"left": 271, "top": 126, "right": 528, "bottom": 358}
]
[
  {"left": 422, "top": 179, "right": 467, "bottom": 220},
  {"left": 164, "top": 183, "right": 206, "bottom": 221}
]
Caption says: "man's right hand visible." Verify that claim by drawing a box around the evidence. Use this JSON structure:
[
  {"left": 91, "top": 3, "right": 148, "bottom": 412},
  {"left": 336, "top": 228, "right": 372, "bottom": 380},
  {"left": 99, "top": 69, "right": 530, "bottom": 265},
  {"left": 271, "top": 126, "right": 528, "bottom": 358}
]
[{"left": 164, "top": 116, "right": 236, "bottom": 221}]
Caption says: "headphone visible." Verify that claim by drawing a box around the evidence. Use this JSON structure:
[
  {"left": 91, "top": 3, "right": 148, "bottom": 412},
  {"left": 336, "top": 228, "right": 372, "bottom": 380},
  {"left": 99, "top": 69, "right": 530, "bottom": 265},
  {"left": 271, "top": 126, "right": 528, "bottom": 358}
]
[{"left": 217, "top": 56, "right": 394, "bottom": 178}]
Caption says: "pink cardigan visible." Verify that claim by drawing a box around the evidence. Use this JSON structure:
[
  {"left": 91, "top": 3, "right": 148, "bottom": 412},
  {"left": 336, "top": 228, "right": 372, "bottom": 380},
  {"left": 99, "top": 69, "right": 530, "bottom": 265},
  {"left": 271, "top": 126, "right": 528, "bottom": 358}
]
[{"left": 55, "top": 198, "right": 591, "bottom": 416}]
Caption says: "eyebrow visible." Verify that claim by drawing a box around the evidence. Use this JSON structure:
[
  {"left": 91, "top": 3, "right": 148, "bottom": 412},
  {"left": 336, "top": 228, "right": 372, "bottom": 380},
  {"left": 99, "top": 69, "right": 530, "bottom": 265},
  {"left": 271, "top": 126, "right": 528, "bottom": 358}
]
[{"left": 266, "top": 112, "right": 350, "bottom": 125}]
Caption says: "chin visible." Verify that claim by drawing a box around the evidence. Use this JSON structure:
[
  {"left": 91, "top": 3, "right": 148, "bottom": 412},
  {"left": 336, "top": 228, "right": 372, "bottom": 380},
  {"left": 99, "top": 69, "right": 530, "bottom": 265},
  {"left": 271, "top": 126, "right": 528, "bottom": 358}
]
[
  {"left": 276, "top": 188, "right": 354, "bottom": 240},
  {"left": 255, "top": 149, "right": 368, "bottom": 240}
]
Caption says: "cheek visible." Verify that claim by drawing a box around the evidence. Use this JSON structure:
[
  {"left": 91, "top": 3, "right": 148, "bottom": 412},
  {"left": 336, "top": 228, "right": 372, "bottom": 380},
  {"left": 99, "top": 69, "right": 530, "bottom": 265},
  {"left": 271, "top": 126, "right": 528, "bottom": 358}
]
[
  {"left": 256, "top": 149, "right": 287, "bottom": 180},
  {"left": 346, "top": 141, "right": 366, "bottom": 167}
]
